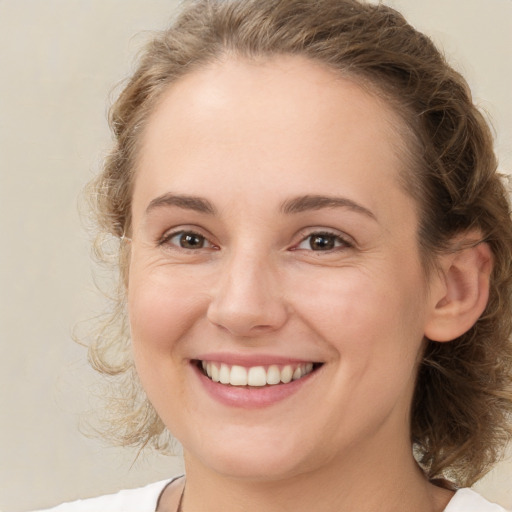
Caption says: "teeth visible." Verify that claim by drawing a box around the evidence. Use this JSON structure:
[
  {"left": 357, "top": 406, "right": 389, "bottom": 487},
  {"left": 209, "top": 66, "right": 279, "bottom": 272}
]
[
  {"left": 248, "top": 366, "right": 267, "bottom": 387},
  {"left": 292, "top": 366, "right": 302, "bottom": 381},
  {"left": 201, "top": 361, "right": 316, "bottom": 387},
  {"left": 211, "top": 364, "right": 220, "bottom": 383},
  {"left": 266, "top": 365, "right": 281, "bottom": 385},
  {"left": 280, "top": 365, "right": 293, "bottom": 384},
  {"left": 219, "top": 363, "right": 230, "bottom": 384},
  {"left": 230, "top": 365, "right": 248, "bottom": 386}
]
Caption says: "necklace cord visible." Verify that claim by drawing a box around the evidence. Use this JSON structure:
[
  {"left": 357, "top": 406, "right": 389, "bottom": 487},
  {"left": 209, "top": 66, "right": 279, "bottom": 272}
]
[{"left": 176, "top": 483, "right": 185, "bottom": 512}]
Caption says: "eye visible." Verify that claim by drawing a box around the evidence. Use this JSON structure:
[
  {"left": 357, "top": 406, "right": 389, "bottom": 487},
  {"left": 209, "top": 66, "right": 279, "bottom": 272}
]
[
  {"left": 159, "top": 230, "right": 216, "bottom": 250},
  {"left": 295, "top": 231, "right": 351, "bottom": 251}
]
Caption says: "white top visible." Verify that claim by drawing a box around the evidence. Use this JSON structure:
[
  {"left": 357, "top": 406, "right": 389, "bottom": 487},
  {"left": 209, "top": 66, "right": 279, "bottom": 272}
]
[
  {"left": 35, "top": 480, "right": 510, "bottom": 512},
  {"left": 34, "top": 479, "right": 174, "bottom": 512},
  {"left": 444, "top": 488, "right": 511, "bottom": 512}
]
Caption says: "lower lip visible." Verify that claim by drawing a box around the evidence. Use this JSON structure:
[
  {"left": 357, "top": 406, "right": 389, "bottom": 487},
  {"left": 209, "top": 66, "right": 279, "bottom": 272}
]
[{"left": 192, "top": 363, "right": 318, "bottom": 409}]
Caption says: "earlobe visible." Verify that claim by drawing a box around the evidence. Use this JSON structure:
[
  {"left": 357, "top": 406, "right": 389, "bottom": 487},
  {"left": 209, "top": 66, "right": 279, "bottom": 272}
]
[{"left": 424, "top": 240, "right": 492, "bottom": 342}]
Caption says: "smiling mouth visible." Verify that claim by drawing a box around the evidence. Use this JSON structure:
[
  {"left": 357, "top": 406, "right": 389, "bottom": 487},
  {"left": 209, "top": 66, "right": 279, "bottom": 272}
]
[{"left": 196, "top": 360, "right": 322, "bottom": 387}]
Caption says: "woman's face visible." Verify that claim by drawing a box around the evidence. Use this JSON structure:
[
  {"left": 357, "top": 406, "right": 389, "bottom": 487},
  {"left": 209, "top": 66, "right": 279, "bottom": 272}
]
[{"left": 128, "top": 56, "right": 439, "bottom": 480}]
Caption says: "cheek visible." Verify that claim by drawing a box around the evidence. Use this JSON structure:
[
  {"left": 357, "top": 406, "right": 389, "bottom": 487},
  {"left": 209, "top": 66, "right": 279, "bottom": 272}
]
[
  {"left": 127, "top": 268, "right": 210, "bottom": 422},
  {"left": 289, "top": 264, "right": 427, "bottom": 368},
  {"left": 128, "top": 265, "right": 209, "bottom": 356}
]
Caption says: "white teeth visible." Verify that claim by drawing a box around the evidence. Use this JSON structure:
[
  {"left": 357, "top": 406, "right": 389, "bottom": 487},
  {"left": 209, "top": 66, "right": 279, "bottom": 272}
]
[
  {"left": 219, "top": 363, "right": 230, "bottom": 384},
  {"left": 280, "top": 365, "right": 293, "bottom": 384},
  {"left": 266, "top": 365, "right": 281, "bottom": 385},
  {"left": 230, "top": 365, "right": 248, "bottom": 386},
  {"left": 211, "top": 364, "right": 220, "bottom": 382},
  {"left": 200, "top": 361, "right": 317, "bottom": 387},
  {"left": 247, "top": 366, "right": 267, "bottom": 387}
]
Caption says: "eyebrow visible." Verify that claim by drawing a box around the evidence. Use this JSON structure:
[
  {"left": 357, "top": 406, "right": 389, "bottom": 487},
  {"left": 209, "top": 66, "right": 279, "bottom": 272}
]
[
  {"left": 280, "top": 194, "right": 377, "bottom": 220},
  {"left": 145, "top": 193, "right": 216, "bottom": 215},
  {"left": 145, "top": 192, "right": 376, "bottom": 220}
]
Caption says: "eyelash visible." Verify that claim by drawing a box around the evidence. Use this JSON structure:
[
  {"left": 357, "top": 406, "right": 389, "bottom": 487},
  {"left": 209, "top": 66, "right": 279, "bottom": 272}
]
[{"left": 158, "top": 228, "right": 353, "bottom": 253}]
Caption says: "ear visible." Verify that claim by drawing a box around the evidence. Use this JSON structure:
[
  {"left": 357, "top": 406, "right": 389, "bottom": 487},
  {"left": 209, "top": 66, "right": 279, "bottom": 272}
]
[{"left": 424, "top": 239, "right": 492, "bottom": 342}]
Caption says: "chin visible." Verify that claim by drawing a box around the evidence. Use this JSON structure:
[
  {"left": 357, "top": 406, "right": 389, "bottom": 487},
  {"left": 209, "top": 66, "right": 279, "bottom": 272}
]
[
  {"left": 200, "top": 453, "right": 313, "bottom": 482},
  {"left": 182, "top": 426, "right": 326, "bottom": 482}
]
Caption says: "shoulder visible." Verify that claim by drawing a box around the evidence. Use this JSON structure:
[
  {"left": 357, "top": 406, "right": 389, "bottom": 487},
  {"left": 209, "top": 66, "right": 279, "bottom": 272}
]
[
  {"left": 33, "top": 479, "right": 174, "bottom": 512},
  {"left": 445, "top": 488, "right": 511, "bottom": 512}
]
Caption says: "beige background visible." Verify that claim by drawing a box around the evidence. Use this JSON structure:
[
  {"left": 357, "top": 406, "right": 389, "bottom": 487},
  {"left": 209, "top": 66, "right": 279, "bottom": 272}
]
[{"left": 0, "top": 1, "right": 511, "bottom": 511}]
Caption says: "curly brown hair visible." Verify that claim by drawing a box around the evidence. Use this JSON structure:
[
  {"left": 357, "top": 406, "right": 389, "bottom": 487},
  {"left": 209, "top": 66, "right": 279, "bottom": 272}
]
[{"left": 87, "top": 0, "right": 512, "bottom": 487}]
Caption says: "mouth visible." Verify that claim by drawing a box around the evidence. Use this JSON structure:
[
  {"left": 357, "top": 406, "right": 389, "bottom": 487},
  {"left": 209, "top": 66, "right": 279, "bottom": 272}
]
[{"left": 195, "top": 360, "right": 322, "bottom": 387}]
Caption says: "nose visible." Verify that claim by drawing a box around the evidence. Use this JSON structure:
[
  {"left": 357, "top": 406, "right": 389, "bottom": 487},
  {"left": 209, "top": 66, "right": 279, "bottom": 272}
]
[{"left": 206, "top": 250, "right": 289, "bottom": 337}]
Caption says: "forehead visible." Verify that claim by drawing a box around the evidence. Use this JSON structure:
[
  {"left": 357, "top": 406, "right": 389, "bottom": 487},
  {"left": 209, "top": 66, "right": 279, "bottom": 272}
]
[{"left": 134, "top": 55, "right": 412, "bottom": 218}]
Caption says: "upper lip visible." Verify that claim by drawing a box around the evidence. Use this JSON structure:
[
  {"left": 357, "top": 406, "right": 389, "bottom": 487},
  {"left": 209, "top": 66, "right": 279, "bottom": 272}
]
[{"left": 193, "top": 352, "right": 322, "bottom": 367}]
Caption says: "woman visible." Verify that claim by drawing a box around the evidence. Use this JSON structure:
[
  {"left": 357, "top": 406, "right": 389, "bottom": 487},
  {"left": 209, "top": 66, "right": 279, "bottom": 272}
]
[{"left": 42, "top": 0, "right": 512, "bottom": 510}]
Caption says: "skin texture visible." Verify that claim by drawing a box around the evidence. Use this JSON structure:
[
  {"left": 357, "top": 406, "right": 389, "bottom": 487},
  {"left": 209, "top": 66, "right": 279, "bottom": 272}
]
[{"left": 127, "top": 56, "right": 489, "bottom": 511}]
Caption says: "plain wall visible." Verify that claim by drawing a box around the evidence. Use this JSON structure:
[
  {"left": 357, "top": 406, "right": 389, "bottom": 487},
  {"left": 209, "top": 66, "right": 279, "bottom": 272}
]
[{"left": 0, "top": 1, "right": 510, "bottom": 511}]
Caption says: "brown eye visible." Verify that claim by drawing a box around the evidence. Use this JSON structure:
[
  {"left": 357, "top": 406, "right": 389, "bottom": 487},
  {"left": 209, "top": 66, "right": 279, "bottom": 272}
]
[
  {"left": 161, "top": 231, "right": 213, "bottom": 250},
  {"left": 178, "top": 232, "right": 206, "bottom": 249},
  {"left": 295, "top": 231, "right": 351, "bottom": 252},
  {"left": 309, "top": 234, "right": 336, "bottom": 250}
]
